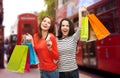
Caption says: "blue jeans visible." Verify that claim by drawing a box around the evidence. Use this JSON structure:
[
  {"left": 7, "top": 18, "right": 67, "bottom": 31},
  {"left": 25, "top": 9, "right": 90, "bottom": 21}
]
[
  {"left": 59, "top": 69, "right": 79, "bottom": 78},
  {"left": 40, "top": 69, "right": 59, "bottom": 78}
]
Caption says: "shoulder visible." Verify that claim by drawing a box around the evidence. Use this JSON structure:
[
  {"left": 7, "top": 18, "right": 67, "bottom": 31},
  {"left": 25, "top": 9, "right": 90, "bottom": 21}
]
[
  {"left": 33, "top": 33, "right": 37, "bottom": 37},
  {"left": 49, "top": 33, "right": 57, "bottom": 41},
  {"left": 49, "top": 33, "right": 56, "bottom": 38},
  {"left": 33, "top": 33, "right": 39, "bottom": 40}
]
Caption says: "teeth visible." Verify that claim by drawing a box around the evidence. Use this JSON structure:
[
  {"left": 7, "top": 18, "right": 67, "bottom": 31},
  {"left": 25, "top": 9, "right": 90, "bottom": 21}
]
[{"left": 63, "top": 31, "right": 67, "bottom": 32}]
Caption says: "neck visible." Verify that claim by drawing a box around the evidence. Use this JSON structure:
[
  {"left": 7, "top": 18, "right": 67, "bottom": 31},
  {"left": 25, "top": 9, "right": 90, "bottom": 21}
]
[
  {"left": 62, "top": 35, "right": 68, "bottom": 39},
  {"left": 42, "top": 31, "right": 48, "bottom": 39}
]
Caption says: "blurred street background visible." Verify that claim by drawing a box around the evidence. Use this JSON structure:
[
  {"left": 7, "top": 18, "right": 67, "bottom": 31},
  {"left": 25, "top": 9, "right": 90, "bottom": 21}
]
[{"left": 0, "top": 0, "right": 120, "bottom": 77}]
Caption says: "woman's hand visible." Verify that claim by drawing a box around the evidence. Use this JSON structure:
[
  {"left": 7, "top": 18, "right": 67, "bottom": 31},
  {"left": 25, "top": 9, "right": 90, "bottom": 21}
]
[
  {"left": 79, "top": 7, "right": 87, "bottom": 11},
  {"left": 25, "top": 33, "right": 34, "bottom": 46},
  {"left": 26, "top": 33, "right": 33, "bottom": 42},
  {"left": 46, "top": 34, "right": 52, "bottom": 51},
  {"left": 79, "top": 7, "right": 87, "bottom": 28},
  {"left": 46, "top": 40, "right": 52, "bottom": 51}
]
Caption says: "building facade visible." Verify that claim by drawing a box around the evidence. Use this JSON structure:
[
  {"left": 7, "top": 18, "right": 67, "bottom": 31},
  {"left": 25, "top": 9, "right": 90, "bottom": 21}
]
[{"left": 0, "top": 0, "right": 4, "bottom": 68}]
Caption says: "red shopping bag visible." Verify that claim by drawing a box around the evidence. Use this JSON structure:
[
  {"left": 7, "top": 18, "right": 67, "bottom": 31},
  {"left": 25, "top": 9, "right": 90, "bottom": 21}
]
[
  {"left": 87, "top": 14, "right": 111, "bottom": 40},
  {"left": 24, "top": 51, "right": 30, "bottom": 73}
]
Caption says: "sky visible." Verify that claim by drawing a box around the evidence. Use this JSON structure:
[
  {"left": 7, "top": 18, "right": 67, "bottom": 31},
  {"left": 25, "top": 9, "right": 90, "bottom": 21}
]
[{"left": 3, "top": 0, "right": 46, "bottom": 38}]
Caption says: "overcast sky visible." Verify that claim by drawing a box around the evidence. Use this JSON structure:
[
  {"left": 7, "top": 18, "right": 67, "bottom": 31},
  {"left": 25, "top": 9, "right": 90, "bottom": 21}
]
[{"left": 3, "top": 0, "right": 46, "bottom": 38}]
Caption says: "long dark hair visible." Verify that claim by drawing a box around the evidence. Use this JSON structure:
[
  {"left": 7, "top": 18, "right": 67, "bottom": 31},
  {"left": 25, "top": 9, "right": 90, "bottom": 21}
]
[
  {"left": 57, "top": 18, "right": 75, "bottom": 39},
  {"left": 37, "top": 16, "right": 55, "bottom": 39}
]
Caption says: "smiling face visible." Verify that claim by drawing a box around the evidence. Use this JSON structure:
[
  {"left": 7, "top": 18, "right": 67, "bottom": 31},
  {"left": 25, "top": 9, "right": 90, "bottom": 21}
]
[
  {"left": 61, "top": 20, "right": 70, "bottom": 38},
  {"left": 41, "top": 17, "right": 51, "bottom": 31}
]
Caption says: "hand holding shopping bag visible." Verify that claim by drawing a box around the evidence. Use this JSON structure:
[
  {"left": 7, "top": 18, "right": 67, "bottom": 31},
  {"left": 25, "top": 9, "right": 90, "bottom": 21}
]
[
  {"left": 79, "top": 7, "right": 89, "bottom": 41},
  {"left": 7, "top": 34, "right": 39, "bottom": 73},
  {"left": 22, "top": 34, "right": 39, "bottom": 65},
  {"left": 80, "top": 16, "right": 89, "bottom": 41},
  {"left": 79, "top": 7, "right": 110, "bottom": 42}
]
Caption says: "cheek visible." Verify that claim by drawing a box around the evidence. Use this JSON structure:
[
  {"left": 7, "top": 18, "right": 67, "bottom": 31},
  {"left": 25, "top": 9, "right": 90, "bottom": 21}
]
[
  {"left": 47, "top": 25, "right": 51, "bottom": 30},
  {"left": 61, "top": 26, "right": 65, "bottom": 30},
  {"left": 61, "top": 27, "right": 64, "bottom": 30},
  {"left": 67, "top": 27, "right": 70, "bottom": 30},
  {"left": 40, "top": 25, "right": 44, "bottom": 29},
  {"left": 48, "top": 25, "right": 51, "bottom": 28}
]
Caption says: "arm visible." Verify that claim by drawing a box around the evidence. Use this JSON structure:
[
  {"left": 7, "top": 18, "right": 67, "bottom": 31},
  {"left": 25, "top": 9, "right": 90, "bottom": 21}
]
[
  {"left": 49, "top": 34, "right": 59, "bottom": 60},
  {"left": 73, "top": 7, "right": 87, "bottom": 41},
  {"left": 73, "top": 27, "right": 80, "bottom": 42}
]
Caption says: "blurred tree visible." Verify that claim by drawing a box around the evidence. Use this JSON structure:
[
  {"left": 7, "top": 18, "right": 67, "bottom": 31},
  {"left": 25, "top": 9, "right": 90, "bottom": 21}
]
[
  {"left": 38, "top": 0, "right": 55, "bottom": 22},
  {"left": 38, "top": 11, "right": 47, "bottom": 23}
]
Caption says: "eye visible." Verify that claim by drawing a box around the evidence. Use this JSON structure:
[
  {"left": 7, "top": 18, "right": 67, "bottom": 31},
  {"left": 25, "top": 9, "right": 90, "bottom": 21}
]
[
  {"left": 43, "top": 19, "right": 46, "bottom": 22},
  {"left": 48, "top": 21, "right": 51, "bottom": 24},
  {"left": 62, "top": 25, "right": 65, "bottom": 27},
  {"left": 66, "top": 25, "right": 69, "bottom": 27}
]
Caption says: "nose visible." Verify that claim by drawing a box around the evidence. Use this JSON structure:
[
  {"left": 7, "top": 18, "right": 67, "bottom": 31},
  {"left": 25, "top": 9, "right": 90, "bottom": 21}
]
[{"left": 44, "top": 22, "right": 47, "bottom": 25}]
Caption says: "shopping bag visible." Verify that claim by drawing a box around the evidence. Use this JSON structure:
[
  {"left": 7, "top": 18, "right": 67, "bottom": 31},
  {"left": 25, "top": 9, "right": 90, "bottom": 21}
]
[
  {"left": 24, "top": 51, "right": 30, "bottom": 73},
  {"left": 80, "top": 16, "right": 89, "bottom": 41},
  {"left": 87, "top": 14, "right": 110, "bottom": 40},
  {"left": 87, "top": 24, "right": 97, "bottom": 42},
  {"left": 7, "top": 45, "right": 28, "bottom": 73},
  {"left": 25, "top": 43, "right": 39, "bottom": 65}
]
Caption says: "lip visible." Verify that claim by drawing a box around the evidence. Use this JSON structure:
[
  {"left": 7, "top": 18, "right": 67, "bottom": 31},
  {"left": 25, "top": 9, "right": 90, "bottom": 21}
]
[{"left": 42, "top": 25, "right": 47, "bottom": 28}]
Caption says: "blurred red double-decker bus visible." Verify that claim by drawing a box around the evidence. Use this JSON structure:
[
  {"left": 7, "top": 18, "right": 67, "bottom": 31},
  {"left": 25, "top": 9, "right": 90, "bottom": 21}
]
[{"left": 74, "top": 0, "right": 120, "bottom": 75}]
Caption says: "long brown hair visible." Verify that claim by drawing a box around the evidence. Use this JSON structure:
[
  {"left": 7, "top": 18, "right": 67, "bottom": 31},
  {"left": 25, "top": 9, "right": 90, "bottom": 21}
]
[{"left": 37, "top": 16, "right": 55, "bottom": 39}]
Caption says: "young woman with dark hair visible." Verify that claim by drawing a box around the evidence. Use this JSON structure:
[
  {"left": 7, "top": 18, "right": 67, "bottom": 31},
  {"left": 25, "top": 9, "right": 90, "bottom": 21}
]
[
  {"left": 57, "top": 18, "right": 80, "bottom": 78},
  {"left": 57, "top": 7, "right": 87, "bottom": 78}
]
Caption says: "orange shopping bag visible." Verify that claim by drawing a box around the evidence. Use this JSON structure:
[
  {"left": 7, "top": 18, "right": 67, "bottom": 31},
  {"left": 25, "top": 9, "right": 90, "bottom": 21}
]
[{"left": 87, "top": 14, "right": 110, "bottom": 40}]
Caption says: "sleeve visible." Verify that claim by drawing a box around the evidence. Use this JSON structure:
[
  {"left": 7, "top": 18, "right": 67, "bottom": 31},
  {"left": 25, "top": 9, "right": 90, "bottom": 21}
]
[
  {"left": 73, "top": 7, "right": 86, "bottom": 42},
  {"left": 33, "top": 34, "right": 36, "bottom": 47},
  {"left": 33, "top": 34, "right": 38, "bottom": 55},
  {"left": 49, "top": 34, "right": 59, "bottom": 60},
  {"left": 73, "top": 27, "right": 81, "bottom": 42}
]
